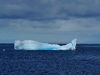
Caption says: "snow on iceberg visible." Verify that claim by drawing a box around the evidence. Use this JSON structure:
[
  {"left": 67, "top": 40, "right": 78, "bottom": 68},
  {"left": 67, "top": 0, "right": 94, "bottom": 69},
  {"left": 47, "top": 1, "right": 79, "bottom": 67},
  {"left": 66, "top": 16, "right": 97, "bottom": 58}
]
[{"left": 14, "top": 39, "right": 77, "bottom": 50}]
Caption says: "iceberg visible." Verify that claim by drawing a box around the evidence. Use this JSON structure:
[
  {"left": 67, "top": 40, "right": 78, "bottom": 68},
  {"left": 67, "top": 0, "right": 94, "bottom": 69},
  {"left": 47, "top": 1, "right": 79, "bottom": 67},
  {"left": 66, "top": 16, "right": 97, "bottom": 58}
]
[{"left": 14, "top": 39, "right": 77, "bottom": 50}]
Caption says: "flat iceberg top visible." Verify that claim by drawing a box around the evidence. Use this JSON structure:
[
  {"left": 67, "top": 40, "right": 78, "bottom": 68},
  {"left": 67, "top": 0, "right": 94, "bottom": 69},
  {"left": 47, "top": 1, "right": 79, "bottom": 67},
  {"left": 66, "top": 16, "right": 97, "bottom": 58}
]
[{"left": 14, "top": 39, "right": 77, "bottom": 50}]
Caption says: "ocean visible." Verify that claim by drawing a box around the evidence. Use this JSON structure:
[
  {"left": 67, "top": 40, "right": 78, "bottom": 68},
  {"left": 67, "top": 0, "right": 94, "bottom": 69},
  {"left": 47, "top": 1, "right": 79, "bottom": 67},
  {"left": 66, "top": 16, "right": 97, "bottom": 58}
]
[{"left": 1, "top": 44, "right": 100, "bottom": 75}]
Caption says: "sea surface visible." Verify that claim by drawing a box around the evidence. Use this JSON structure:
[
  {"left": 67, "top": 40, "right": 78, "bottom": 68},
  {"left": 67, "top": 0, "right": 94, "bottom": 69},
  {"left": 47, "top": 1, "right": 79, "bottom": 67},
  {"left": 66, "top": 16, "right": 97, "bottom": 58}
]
[{"left": 1, "top": 44, "right": 100, "bottom": 75}]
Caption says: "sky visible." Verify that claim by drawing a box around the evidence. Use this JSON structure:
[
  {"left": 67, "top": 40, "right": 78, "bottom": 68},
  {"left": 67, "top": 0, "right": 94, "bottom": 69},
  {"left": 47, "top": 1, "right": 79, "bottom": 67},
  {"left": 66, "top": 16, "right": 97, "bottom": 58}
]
[{"left": 0, "top": 0, "right": 100, "bottom": 43}]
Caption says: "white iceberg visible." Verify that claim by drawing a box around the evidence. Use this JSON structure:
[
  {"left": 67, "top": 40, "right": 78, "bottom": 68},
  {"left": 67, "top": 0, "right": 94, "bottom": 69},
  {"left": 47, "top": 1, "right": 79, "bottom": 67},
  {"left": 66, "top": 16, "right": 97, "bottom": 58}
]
[{"left": 14, "top": 39, "right": 77, "bottom": 50}]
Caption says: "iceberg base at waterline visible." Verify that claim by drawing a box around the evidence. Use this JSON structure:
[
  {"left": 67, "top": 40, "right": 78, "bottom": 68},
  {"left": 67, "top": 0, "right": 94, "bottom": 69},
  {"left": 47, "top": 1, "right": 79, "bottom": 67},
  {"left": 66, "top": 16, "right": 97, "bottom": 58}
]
[{"left": 14, "top": 39, "right": 77, "bottom": 50}]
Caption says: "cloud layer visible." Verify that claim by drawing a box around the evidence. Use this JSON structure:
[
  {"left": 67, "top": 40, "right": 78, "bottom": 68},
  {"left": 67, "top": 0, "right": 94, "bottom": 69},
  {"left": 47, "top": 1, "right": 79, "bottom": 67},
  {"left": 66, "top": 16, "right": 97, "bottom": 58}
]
[
  {"left": 0, "top": 0, "right": 100, "bottom": 20},
  {"left": 0, "top": 0, "right": 100, "bottom": 43}
]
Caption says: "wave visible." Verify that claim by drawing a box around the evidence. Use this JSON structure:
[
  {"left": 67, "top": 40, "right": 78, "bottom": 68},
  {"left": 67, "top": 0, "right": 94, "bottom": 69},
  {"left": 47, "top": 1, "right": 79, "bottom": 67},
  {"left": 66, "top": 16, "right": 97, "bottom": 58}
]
[{"left": 14, "top": 39, "right": 77, "bottom": 50}]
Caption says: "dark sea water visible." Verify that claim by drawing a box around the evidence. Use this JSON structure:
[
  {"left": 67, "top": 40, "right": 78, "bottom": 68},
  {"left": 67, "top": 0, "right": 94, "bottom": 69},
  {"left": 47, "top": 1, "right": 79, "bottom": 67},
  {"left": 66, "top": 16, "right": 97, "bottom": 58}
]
[{"left": 1, "top": 44, "right": 100, "bottom": 75}]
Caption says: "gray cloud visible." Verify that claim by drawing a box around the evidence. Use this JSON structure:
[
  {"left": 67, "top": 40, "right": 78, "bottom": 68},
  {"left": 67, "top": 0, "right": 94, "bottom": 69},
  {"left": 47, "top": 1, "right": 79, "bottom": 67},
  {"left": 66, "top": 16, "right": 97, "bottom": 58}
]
[
  {"left": 0, "top": 0, "right": 100, "bottom": 20},
  {"left": 0, "top": 18, "right": 99, "bottom": 33},
  {"left": 0, "top": 0, "right": 100, "bottom": 43}
]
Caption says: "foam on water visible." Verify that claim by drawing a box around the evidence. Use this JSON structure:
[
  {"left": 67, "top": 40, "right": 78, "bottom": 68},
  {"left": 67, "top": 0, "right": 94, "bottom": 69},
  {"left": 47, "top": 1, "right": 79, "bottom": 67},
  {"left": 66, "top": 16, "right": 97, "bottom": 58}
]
[{"left": 14, "top": 39, "right": 77, "bottom": 50}]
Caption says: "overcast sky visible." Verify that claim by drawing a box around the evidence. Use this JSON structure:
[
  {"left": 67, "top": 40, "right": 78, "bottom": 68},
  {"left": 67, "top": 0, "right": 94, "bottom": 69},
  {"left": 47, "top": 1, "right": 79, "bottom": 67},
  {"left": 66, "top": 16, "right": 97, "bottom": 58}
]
[{"left": 0, "top": 0, "right": 100, "bottom": 43}]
